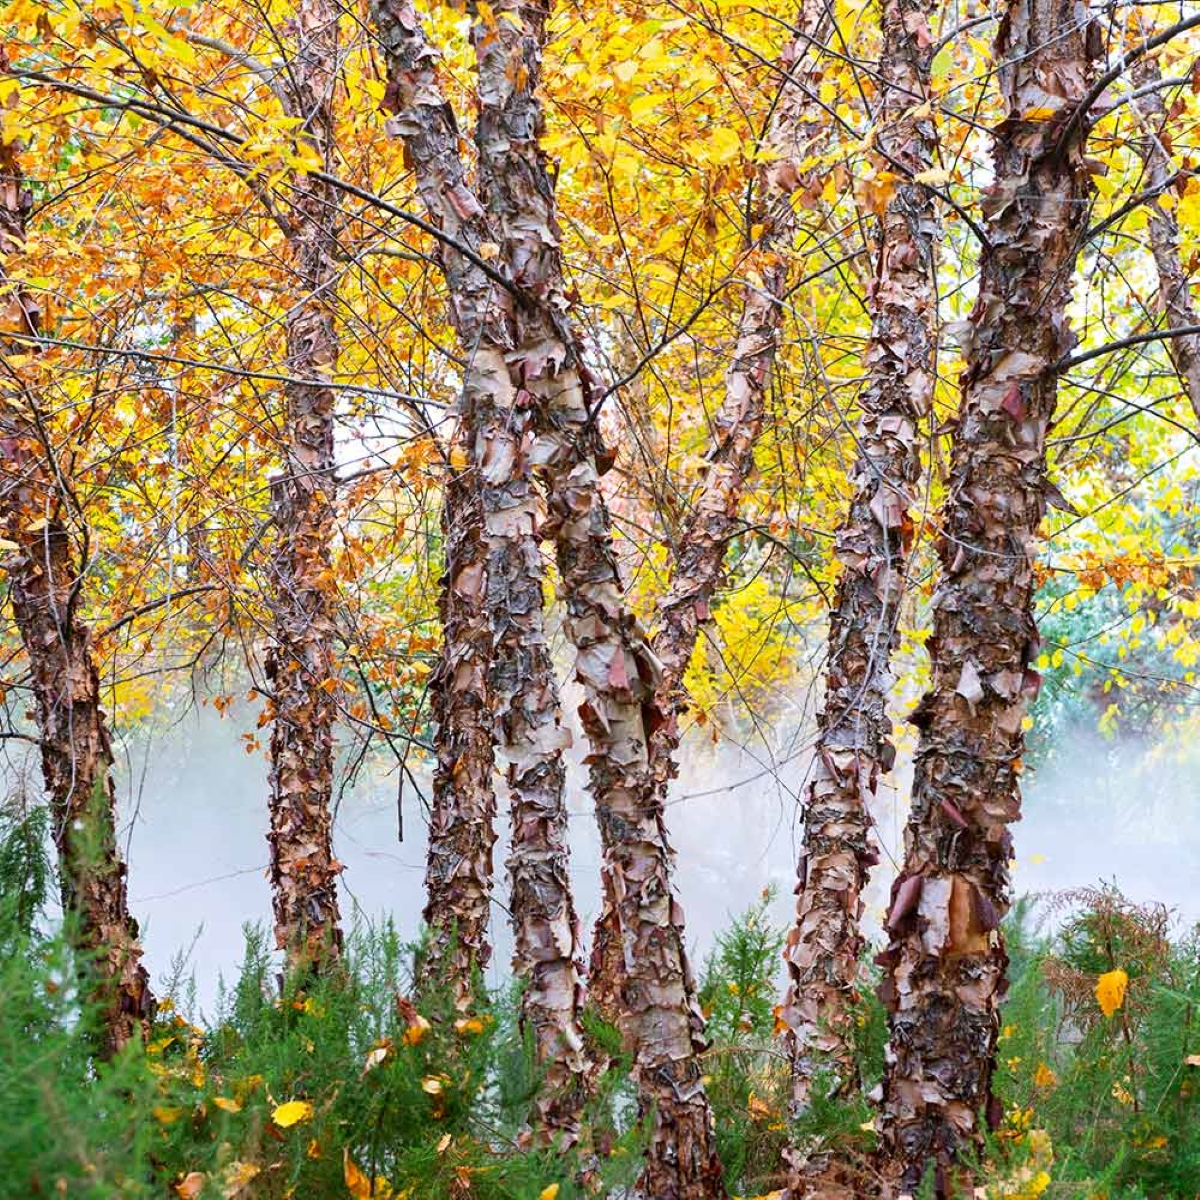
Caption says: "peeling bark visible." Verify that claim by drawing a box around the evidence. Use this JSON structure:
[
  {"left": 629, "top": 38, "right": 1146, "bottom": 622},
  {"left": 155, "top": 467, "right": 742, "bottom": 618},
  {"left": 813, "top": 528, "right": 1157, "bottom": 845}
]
[
  {"left": 875, "top": 0, "right": 1098, "bottom": 1190},
  {"left": 1131, "top": 50, "right": 1200, "bottom": 415},
  {"left": 372, "top": 0, "right": 589, "bottom": 1131},
  {"left": 371, "top": 0, "right": 503, "bottom": 1010},
  {"left": 780, "top": 0, "right": 940, "bottom": 1116},
  {"left": 0, "top": 143, "right": 154, "bottom": 1056},
  {"left": 422, "top": 445, "right": 498, "bottom": 1008},
  {"left": 266, "top": 0, "right": 345, "bottom": 967},
  {"left": 584, "top": 0, "right": 835, "bottom": 1030},
  {"left": 463, "top": 0, "right": 725, "bottom": 1190}
]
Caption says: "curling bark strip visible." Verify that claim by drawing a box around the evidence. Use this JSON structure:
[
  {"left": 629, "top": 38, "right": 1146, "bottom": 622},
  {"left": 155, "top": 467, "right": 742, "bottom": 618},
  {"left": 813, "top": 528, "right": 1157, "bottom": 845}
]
[
  {"left": 1131, "top": 47, "right": 1200, "bottom": 416},
  {"left": 371, "top": 0, "right": 589, "bottom": 1131},
  {"left": 266, "top": 0, "right": 346, "bottom": 968},
  {"left": 468, "top": 0, "right": 725, "bottom": 1190},
  {"left": 370, "top": 0, "right": 503, "bottom": 1009},
  {"left": 581, "top": 0, "right": 837, "bottom": 1029},
  {"left": 0, "top": 141, "right": 154, "bottom": 1056},
  {"left": 780, "top": 0, "right": 941, "bottom": 1115},
  {"left": 876, "top": 0, "right": 1097, "bottom": 1189}
]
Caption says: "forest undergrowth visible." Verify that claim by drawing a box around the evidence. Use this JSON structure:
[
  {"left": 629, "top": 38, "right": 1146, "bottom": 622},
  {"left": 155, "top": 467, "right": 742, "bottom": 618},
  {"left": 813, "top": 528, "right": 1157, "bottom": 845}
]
[{"left": 2, "top": 809, "right": 1198, "bottom": 1200}]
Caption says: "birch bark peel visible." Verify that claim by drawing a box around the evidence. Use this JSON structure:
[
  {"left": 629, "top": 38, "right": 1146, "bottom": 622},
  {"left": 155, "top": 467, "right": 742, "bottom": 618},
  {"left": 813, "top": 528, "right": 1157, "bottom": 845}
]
[
  {"left": 371, "top": 0, "right": 505, "bottom": 1003},
  {"left": 876, "top": 0, "right": 1097, "bottom": 1188},
  {"left": 267, "top": 0, "right": 344, "bottom": 968},
  {"left": 781, "top": 0, "right": 939, "bottom": 1116},
  {"left": 1131, "top": 51, "right": 1200, "bottom": 414},
  {"left": 373, "top": 0, "right": 589, "bottom": 1120},
  {"left": 422, "top": 443, "right": 498, "bottom": 1007},
  {"left": 0, "top": 145, "right": 153, "bottom": 1056},
  {"left": 469, "top": 2, "right": 724, "bottom": 1189}
]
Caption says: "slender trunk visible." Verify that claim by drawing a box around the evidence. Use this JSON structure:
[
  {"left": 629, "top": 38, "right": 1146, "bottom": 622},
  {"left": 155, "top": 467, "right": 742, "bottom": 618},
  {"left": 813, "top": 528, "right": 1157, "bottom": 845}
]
[
  {"left": 422, "top": 445, "right": 497, "bottom": 1008},
  {"left": 371, "top": 0, "right": 589, "bottom": 1130},
  {"left": 370, "top": 0, "right": 504, "bottom": 1004},
  {"left": 1131, "top": 50, "right": 1200, "bottom": 413},
  {"left": 780, "top": 0, "right": 940, "bottom": 1115},
  {"left": 0, "top": 143, "right": 154, "bottom": 1056},
  {"left": 266, "top": 0, "right": 344, "bottom": 967},
  {"left": 876, "top": 0, "right": 1097, "bottom": 1190},
  {"left": 591, "top": 0, "right": 836, "bottom": 1028},
  {"left": 466, "top": 1, "right": 724, "bottom": 1189}
]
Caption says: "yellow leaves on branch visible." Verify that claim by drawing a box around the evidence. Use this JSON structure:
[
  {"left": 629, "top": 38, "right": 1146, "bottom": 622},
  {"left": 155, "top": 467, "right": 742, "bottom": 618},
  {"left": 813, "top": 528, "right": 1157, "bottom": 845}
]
[
  {"left": 1095, "top": 968, "right": 1129, "bottom": 1018},
  {"left": 271, "top": 1099, "right": 314, "bottom": 1127}
]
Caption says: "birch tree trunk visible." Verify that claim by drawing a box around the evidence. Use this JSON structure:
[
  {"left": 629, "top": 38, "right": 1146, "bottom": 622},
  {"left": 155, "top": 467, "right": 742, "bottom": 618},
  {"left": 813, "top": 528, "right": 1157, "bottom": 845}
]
[
  {"left": 370, "top": 0, "right": 503, "bottom": 1006},
  {"left": 0, "top": 142, "right": 154, "bottom": 1056},
  {"left": 422, "top": 449, "right": 497, "bottom": 1009},
  {"left": 580, "top": 0, "right": 835, "bottom": 1027},
  {"left": 780, "top": 0, "right": 940, "bottom": 1116},
  {"left": 1131, "top": 49, "right": 1200, "bottom": 414},
  {"left": 876, "top": 0, "right": 1097, "bottom": 1190},
  {"left": 463, "top": 1, "right": 725, "bottom": 1189},
  {"left": 266, "top": 0, "right": 345, "bottom": 967},
  {"left": 372, "top": 0, "right": 589, "bottom": 1132}
]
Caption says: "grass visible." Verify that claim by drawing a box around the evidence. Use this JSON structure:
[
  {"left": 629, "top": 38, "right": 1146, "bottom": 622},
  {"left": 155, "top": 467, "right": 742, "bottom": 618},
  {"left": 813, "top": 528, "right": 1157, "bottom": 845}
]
[{"left": 1, "top": 805, "right": 1198, "bottom": 1199}]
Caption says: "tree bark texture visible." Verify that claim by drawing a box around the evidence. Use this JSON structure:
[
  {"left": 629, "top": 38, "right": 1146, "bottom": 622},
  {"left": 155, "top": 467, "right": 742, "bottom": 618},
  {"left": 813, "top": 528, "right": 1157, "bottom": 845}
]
[
  {"left": 780, "top": 0, "right": 940, "bottom": 1115},
  {"left": 1131, "top": 48, "right": 1200, "bottom": 415},
  {"left": 372, "top": 0, "right": 589, "bottom": 1133},
  {"left": 371, "top": 0, "right": 503, "bottom": 1010},
  {"left": 876, "top": 0, "right": 1097, "bottom": 1190},
  {"left": 266, "top": 0, "right": 345, "bottom": 967},
  {"left": 0, "top": 142, "right": 154, "bottom": 1056},
  {"left": 466, "top": 0, "right": 726, "bottom": 1190},
  {"left": 581, "top": 0, "right": 836, "bottom": 1033}
]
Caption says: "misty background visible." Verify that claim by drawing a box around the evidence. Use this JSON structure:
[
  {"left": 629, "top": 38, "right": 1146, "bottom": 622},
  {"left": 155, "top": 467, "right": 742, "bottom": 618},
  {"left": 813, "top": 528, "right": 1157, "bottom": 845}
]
[{"left": 6, "top": 686, "right": 1184, "bottom": 1017}]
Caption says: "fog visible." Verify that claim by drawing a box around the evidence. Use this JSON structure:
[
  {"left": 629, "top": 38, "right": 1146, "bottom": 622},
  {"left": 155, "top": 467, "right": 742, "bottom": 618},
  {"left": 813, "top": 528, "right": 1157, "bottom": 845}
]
[{"left": 5, "top": 689, "right": 1198, "bottom": 1016}]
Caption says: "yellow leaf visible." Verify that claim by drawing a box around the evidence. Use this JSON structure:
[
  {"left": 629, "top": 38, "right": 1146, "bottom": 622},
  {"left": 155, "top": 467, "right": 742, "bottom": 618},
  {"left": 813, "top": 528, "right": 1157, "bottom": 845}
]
[
  {"left": 1095, "top": 968, "right": 1128, "bottom": 1017},
  {"left": 272, "top": 1099, "right": 314, "bottom": 1127},
  {"left": 212, "top": 1096, "right": 242, "bottom": 1113},
  {"left": 222, "top": 1161, "right": 260, "bottom": 1198},
  {"left": 0, "top": 538, "right": 18, "bottom": 551},
  {"left": 913, "top": 167, "right": 951, "bottom": 186},
  {"left": 345, "top": 1150, "right": 395, "bottom": 1199},
  {"left": 539, "top": 1187, "right": 560, "bottom": 1200},
  {"left": 1033, "top": 1062, "right": 1057, "bottom": 1088},
  {"left": 1023, "top": 106, "right": 1058, "bottom": 121},
  {"left": 421, "top": 1076, "right": 444, "bottom": 1095},
  {"left": 154, "top": 1106, "right": 186, "bottom": 1124}
]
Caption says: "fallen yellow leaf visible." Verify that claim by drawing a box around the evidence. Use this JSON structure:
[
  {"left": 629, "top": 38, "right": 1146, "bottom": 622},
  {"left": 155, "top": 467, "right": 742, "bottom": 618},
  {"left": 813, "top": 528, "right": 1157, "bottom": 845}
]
[
  {"left": 153, "top": 1106, "right": 186, "bottom": 1125},
  {"left": 538, "top": 1186, "right": 560, "bottom": 1200},
  {"left": 272, "top": 1099, "right": 314, "bottom": 1127},
  {"left": 212, "top": 1096, "right": 242, "bottom": 1113},
  {"left": 1034, "top": 1062, "right": 1057, "bottom": 1088},
  {"left": 1095, "top": 968, "right": 1129, "bottom": 1018}
]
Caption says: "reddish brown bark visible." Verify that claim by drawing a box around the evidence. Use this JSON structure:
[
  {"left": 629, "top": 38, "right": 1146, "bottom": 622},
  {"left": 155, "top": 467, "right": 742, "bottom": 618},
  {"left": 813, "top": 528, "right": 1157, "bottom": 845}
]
[
  {"left": 0, "top": 143, "right": 154, "bottom": 1056},
  {"left": 779, "top": 0, "right": 940, "bottom": 1117},
  {"left": 1131, "top": 49, "right": 1200, "bottom": 415},
  {"left": 461, "top": 1, "right": 725, "bottom": 1189},
  {"left": 371, "top": 0, "right": 502, "bottom": 1011},
  {"left": 584, "top": 1, "right": 834, "bottom": 1029},
  {"left": 421, "top": 447, "right": 498, "bottom": 1008},
  {"left": 266, "top": 0, "right": 345, "bottom": 967},
  {"left": 372, "top": 0, "right": 589, "bottom": 1130},
  {"left": 875, "top": 0, "right": 1098, "bottom": 1189}
]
